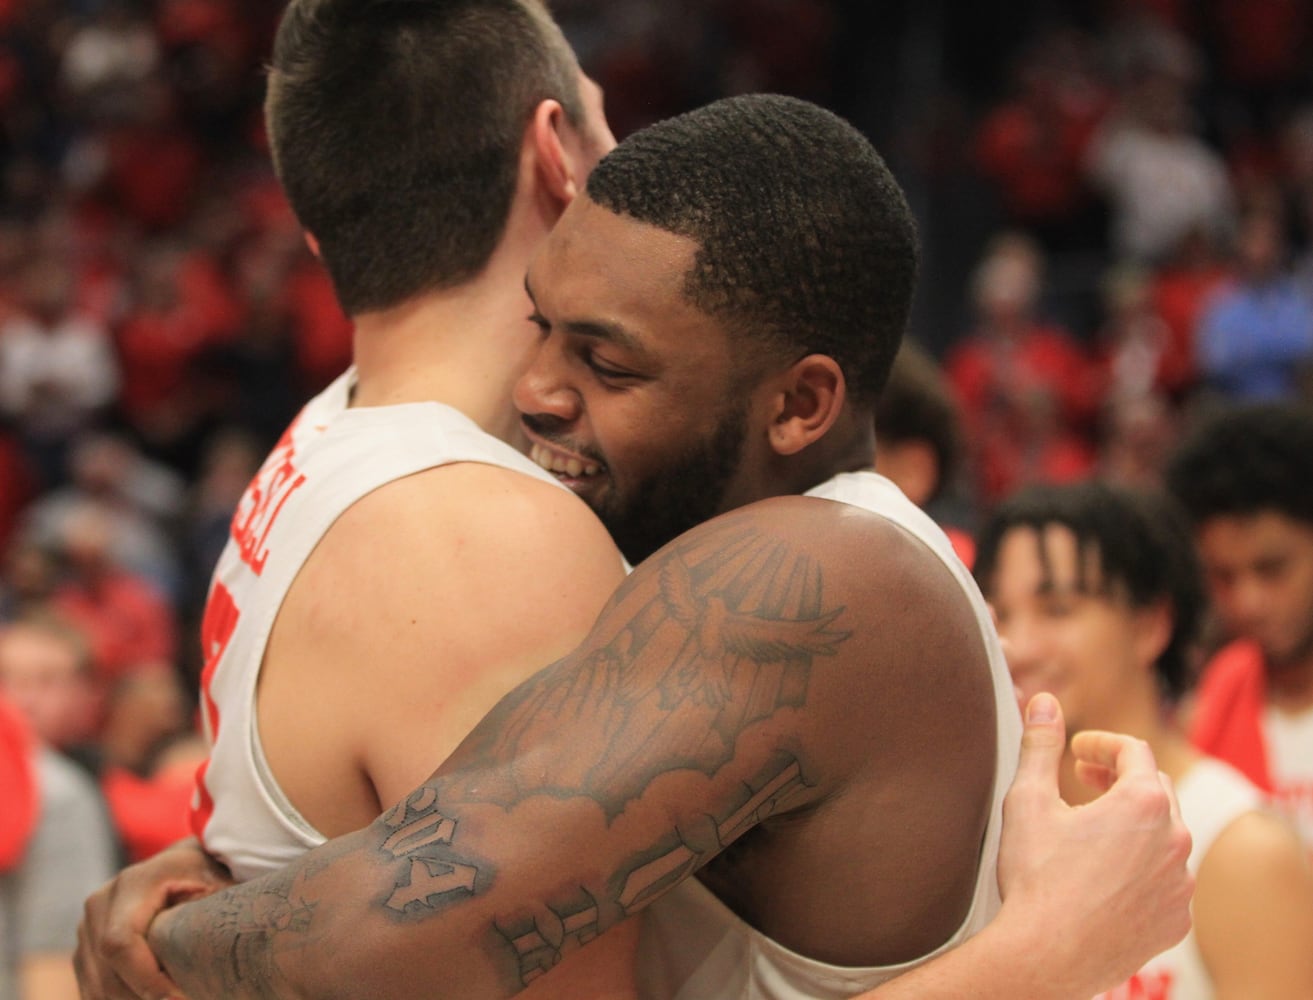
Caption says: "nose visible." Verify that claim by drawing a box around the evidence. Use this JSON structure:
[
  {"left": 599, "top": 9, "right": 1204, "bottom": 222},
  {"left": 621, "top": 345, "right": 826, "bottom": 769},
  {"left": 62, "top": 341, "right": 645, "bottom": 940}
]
[
  {"left": 513, "top": 333, "right": 582, "bottom": 425},
  {"left": 1224, "top": 574, "right": 1268, "bottom": 635}
]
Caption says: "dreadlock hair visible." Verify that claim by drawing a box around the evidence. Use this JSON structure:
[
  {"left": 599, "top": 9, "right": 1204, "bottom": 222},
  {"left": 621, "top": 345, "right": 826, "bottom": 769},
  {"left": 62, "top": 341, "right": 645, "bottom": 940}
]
[
  {"left": 584, "top": 93, "right": 920, "bottom": 406},
  {"left": 974, "top": 480, "right": 1206, "bottom": 701}
]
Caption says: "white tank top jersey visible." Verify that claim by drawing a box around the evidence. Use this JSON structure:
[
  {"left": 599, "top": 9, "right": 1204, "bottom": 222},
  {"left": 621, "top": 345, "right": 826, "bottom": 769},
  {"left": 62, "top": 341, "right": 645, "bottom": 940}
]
[
  {"left": 1263, "top": 704, "right": 1313, "bottom": 857},
  {"left": 636, "top": 471, "right": 1024, "bottom": 999},
  {"left": 190, "top": 368, "right": 566, "bottom": 882},
  {"left": 1095, "top": 757, "right": 1264, "bottom": 1000}
]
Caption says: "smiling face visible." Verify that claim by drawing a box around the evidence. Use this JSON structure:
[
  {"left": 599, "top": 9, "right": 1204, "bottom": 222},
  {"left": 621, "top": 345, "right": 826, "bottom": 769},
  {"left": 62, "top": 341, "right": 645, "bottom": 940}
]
[
  {"left": 514, "top": 196, "right": 782, "bottom": 564},
  {"left": 986, "top": 524, "right": 1162, "bottom": 735}
]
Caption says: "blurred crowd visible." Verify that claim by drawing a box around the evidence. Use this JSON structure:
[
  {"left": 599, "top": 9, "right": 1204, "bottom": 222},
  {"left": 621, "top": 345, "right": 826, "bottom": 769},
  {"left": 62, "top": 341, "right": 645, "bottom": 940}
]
[{"left": 1, "top": 0, "right": 1313, "bottom": 987}]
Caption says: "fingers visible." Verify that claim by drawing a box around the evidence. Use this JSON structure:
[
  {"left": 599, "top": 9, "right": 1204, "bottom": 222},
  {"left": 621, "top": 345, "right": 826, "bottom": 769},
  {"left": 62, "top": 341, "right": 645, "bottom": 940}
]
[
  {"left": 1012, "top": 692, "right": 1067, "bottom": 785},
  {"left": 1069, "top": 729, "right": 1159, "bottom": 779},
  {"left": 76, "top": 874, "right": 208, "bottom": 1000}
]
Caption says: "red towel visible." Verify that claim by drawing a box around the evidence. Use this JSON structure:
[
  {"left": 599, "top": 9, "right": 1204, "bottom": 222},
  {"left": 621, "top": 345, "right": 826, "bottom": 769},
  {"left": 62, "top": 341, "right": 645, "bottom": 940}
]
[
  {"left": 0, "top": 696, "right": 37, "bottom": 871},
  {"left": 1189, "top": 640, "right": 1273, "bottom": 792}
]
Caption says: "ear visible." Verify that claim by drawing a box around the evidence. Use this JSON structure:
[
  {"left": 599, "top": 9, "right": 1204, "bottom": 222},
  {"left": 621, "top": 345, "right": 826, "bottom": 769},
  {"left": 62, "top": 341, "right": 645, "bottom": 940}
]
[
  {"left": 767, "top": 354, "right": 847, "bottom": 457},
  {"left": 529, "top": 98, "right": 581, "bottom": 209},
  {"left": 1132, "top": 599, "right": 1173, "bottom": 671}
]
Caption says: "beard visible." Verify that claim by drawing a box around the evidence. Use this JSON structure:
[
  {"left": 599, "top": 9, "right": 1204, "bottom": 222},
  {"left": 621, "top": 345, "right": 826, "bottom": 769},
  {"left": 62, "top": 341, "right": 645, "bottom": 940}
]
[{"left": 595, "top": 401, "right": 749, "bottom": 565}]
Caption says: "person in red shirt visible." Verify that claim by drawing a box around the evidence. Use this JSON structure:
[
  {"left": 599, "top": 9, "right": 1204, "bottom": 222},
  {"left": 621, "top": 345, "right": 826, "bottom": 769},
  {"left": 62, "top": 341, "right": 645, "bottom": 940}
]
[
  {"left": 1166, "top": 402, "right": 1313, "bottom": 858},
  {"left": 945, "top": 233, "right": 1102, "bottom": 507}
]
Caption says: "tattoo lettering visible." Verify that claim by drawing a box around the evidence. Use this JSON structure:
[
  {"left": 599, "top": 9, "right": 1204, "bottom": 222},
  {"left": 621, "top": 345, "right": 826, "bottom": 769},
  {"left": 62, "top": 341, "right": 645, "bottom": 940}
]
[
  {"left": 379, "top": 787, "right": 483, "bottom": 914},
  {"left": 380, "top": 787, "right": 457, "bottom": 855},
  {"left": 387, "top": 857, "right": 479, "bottom": 912}
]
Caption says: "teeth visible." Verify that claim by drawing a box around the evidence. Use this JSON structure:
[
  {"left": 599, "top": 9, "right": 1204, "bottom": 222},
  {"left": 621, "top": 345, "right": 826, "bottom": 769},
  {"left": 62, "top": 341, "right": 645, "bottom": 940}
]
[{"left": 530, "top": 444, "right": 601, "bottom": 478}]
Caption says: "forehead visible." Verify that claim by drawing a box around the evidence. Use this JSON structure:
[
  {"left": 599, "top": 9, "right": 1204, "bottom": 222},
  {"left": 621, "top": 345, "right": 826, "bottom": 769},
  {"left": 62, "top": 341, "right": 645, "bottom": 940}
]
[
  {"left": 0, "top": 629, "right": 78, "bottom": 674},
  {"left": 528, "top": 196, "right": 732, "bottom": 359},
  {"left": 1197, "top": 510, "right": 1313, "bottom": 562},
  {"left": 993, "top": 523, "right": 1108, "bottom": 594}
]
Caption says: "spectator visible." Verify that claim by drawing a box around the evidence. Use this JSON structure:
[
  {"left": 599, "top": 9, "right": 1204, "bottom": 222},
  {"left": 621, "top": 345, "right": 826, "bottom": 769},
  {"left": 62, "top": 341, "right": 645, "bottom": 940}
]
[
  {"left": 973, "top": 27, "right": 1109, "bottom": 252},
  {"left": 0, "top": 693, "right": 117, "bottom": 1000},
  {"left": 113, "top": 237, "right": 243, "bottom": 463},
  {"left": 874, "top": 339, "right": 976, "bottom": 565},
  {"left": 945, "top": 232, "right": 1102, "bottom": 507},
  {"left": 48, "top": 500, "right": 176, "bottom": 686},
  {"left": 1197, "top": 205, "right": 1313, "bottom": 401},
  {"left": 98, "top": 664, "right": 204, "bottom": 862},
  {"left": 1148, "top": 224, "right": 1233, "bottom": 401},
  {"left": 1167, "top": 402, "right": 1313, "bottom": 857},
  {"left": 1085, "top": 26, "right": 1235, "bottom": 265},
  {"left": 975, "top": 479, "right": 1313, "bottom": 998},
  {"left": 0, "top": 613, "right": 99, "bottom": 755},
  {"left": 0, "top": 253, "right": 119, "bottom": 486},
  {"left": 20, "top": 432, "right": 185, "bottom": 601}
]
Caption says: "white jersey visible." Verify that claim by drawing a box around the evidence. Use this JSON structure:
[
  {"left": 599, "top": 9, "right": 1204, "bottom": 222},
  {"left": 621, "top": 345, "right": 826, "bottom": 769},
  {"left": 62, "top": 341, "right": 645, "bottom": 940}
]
[
  {"left": 1096, "top": 757, "right": 1264, "bottom": 1000},
  {"left": 1263, "top": 704, "right": 1313, "bottom": 857},
  {"left": 637, "top": 471, "right": 1023, "bottom": 999},
  {"left": 190, "top": 369, "right": 564, "bottom": 882}
]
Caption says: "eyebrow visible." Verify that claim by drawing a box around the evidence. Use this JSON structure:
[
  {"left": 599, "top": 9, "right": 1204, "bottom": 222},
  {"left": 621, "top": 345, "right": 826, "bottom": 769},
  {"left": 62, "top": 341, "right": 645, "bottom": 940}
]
[{"left": 523, "top": 274, "right": 652, "bottom": 358}]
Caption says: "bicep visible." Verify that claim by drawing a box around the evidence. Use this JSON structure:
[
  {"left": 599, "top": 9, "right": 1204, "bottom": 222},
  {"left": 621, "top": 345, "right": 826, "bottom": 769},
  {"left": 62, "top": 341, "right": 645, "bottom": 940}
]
[{"left": 154, "top": 498, "right": 941, "bottom": 999}]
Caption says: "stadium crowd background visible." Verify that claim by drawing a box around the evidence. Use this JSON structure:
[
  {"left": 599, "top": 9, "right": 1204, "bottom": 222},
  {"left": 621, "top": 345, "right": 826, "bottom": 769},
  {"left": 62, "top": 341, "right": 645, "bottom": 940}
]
[{"left": 0, "top": 0, "right": 1311, "bottom": 866}]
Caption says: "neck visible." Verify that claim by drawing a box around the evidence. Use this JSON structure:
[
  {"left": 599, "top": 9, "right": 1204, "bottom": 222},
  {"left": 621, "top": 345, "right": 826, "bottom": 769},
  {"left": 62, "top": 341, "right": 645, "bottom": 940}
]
[
  {"left": 1267, "top": 651, "right": 1313, "bottom": 711},
  {"left": 349, "top": 236, "right": 546, "bottom": 447},
  {"left": 794, "top": 409, "right": 877, "bottom": 494}
]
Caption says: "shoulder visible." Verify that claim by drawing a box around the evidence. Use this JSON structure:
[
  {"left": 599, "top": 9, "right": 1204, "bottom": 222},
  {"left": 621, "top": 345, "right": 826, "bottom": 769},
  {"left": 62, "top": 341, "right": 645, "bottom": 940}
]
[
  {"left": 1193, "top": 805, "right": 1313, "bottom": 982},
  {"left": 294, "top": 462, "right": 624, "bottom": 648},
  {"left": 638, "top": 495, "right": 991, "bottom": 718},
  {"left": 334, "top": 462, "right": 615, "bottom": 560},
  {"left": 1201, "top": 807, "right": 1308, "bottom": 885}
]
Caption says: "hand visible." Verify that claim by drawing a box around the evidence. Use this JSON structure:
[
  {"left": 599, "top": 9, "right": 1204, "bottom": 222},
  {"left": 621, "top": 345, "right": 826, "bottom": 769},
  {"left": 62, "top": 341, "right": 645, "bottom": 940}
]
[
  {"left": 996, "top": 693, "right": 1193, "bottom": 996},
  {"left": 75, "top": 837, "right": 233, "bottom": 1000}
]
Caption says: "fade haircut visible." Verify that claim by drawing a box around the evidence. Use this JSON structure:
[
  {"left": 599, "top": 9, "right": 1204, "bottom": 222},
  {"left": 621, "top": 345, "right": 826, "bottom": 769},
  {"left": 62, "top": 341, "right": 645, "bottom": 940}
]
[
  {"left": 584, "top": 94, "right": 919, "bottom": 405},
  {"left": 974, "top": 481, "right": 1206, "bottom": 701},
  {"left": 1166, "top": 402, "right": 1313, "bottom": 530},
  {"left": 267, "top": 0, "right": 583, "bottom": 315}
]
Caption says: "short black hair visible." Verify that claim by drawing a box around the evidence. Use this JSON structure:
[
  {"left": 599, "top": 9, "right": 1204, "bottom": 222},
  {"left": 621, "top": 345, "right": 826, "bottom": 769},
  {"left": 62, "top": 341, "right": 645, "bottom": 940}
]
[
  {"left": 974, "top": 480, "right": 1205, "bottom": 701},
  {"left": 584, "top": 93, "right": 919, "bottom": 406},
  {"left": 1166, "top": 402, "right": 1313, "bottom": 529},
  {"left": 267, "top": 0, "right": 583, "bottom": 315}
]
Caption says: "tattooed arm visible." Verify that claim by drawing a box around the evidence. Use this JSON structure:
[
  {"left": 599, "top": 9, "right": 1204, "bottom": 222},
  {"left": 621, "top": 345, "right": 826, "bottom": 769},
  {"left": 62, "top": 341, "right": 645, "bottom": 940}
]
[{"left": 146, "top": 496, "right": 992, "bottom": 999}]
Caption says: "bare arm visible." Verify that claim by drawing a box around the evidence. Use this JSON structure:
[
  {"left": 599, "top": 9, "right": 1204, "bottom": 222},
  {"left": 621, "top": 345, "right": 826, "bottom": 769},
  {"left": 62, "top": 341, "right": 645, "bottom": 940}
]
[
  {"left": 147, "top": 497, "right": 958, "bottom": 998},
  {"left": 77, "top": 466, "right": 629, "bottom": 1000},
  {"left": 850, "top": 694, "right": 1194, "bottom": 1000},
  {"left": 75, "top": 837, "right": 233, "bottom": 1000},
  {"left": 1195, "top": 808, "right": 1313, "bottom": 999}
]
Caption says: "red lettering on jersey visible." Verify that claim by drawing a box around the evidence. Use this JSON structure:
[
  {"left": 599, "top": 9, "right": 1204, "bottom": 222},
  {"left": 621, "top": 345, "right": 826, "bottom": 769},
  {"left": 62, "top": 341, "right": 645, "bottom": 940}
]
[
  {"left": 1097, "top": 969, "right": 1175, "bottom": 1000},
  {"left": 190, "top": 581, "right": 241, "bottom": 841},
  {"left": 230, "top": 421, "right": 308, "bottom": 575}
]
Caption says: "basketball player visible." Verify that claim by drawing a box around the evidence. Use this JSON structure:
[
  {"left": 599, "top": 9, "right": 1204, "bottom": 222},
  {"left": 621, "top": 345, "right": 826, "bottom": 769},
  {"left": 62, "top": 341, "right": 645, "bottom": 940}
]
[
  {"left": 129, "top": 95, "right": 1191, "bottom": 1000},
  {"left": 976, "top": 480, "right": 1313, "bottom": 998}
]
